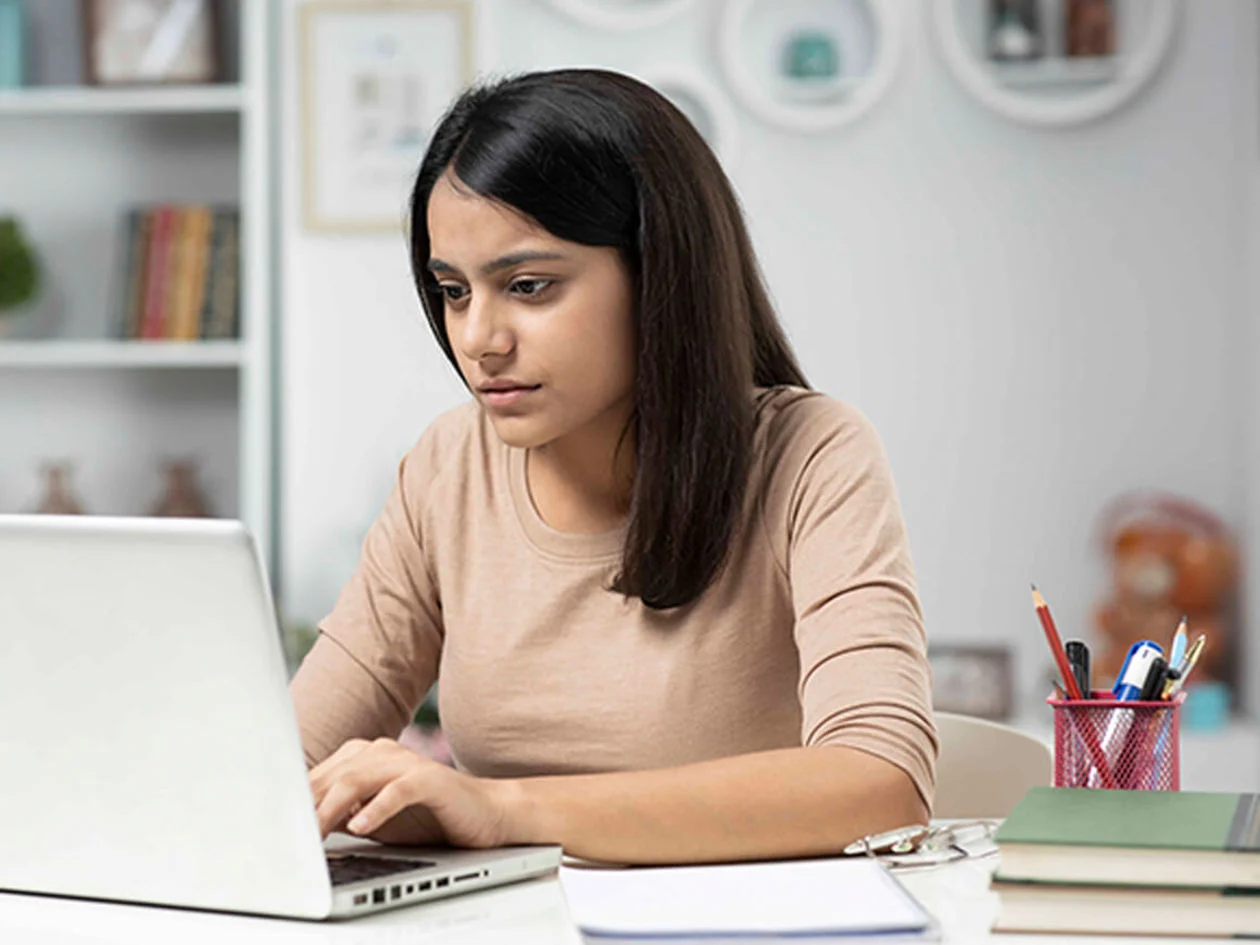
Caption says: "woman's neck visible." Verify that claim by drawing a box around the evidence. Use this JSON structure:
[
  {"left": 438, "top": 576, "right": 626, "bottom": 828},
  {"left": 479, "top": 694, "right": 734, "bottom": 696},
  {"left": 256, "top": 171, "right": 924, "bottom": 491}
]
[{"left": 526, "top": 405, "right": 635, "bottom": 535}]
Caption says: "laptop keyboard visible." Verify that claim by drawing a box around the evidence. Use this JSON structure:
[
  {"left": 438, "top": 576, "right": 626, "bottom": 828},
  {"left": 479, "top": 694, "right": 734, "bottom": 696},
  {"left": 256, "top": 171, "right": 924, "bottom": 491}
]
[{"left": 326, "top": 854, "right": 437, "bottom": 887}]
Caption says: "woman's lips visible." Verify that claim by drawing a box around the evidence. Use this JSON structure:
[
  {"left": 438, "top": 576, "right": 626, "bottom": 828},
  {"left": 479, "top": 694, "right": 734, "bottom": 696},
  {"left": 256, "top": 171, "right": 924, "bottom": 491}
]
[{"left": 483, "top": 385, "right": 540, "bottom": 408}]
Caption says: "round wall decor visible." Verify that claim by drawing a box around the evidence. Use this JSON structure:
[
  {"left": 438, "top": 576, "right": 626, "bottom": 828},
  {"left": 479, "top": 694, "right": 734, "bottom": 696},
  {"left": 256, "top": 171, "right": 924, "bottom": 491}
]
[
  {"left": 718, "top": 0, "right": 902, "bottom": 134},
  {"left": 641, "top": 66, "right": 740, "bottom": 169},
  {"left": 546, "top": 0, "right": 697, "bottom": 31},
  {"left": 933, "top": 0, "right": 1180, "bottom": 127}
]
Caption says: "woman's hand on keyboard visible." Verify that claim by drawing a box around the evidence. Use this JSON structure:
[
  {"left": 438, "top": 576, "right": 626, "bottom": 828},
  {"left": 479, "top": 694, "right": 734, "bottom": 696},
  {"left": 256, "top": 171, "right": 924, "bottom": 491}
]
[{"left": 309, "top": 737, "right": 514, "bottom": 849}]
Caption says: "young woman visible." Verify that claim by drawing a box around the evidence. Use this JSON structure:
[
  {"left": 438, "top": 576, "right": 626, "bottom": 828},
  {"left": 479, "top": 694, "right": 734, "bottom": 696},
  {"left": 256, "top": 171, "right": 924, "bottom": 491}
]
[{"left": 291, "top": 68, "right": 936, "bottom": 866}]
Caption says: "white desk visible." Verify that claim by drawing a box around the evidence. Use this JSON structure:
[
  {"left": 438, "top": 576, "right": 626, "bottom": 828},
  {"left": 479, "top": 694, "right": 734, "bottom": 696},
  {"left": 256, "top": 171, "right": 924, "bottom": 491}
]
[{"left": 0, "top": 855, "right": 1223, "bottom": 944}]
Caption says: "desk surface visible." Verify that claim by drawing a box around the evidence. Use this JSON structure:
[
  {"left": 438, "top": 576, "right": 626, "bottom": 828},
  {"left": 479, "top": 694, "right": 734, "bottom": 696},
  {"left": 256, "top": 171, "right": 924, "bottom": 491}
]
[{"left": 0, "top": 854, "right": 1223, "bottom": 945}]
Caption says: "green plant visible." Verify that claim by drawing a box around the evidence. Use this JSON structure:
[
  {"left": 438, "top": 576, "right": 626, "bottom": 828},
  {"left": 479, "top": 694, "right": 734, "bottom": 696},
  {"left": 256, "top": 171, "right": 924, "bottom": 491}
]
[
  {"left": 0, "top": 217, "right": 39, "bottom": 312},
  {"left": 281, "top": 621, "right": 320, "bottom": 676},
  {"left": 413, "top": 683, "right": 441, "bottom": 728}
]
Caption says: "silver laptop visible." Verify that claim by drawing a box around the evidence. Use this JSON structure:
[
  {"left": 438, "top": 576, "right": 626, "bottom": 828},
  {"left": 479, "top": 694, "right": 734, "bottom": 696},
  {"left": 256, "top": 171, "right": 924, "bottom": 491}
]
[{"left": 0, "top": 514, "right": 561, "bottom": 920}]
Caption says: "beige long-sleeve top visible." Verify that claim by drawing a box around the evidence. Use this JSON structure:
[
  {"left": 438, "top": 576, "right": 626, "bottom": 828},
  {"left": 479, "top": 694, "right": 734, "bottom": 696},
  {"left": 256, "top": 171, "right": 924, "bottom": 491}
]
[{"left": 291, "top": 386, "right": 938, "bottom": 807}]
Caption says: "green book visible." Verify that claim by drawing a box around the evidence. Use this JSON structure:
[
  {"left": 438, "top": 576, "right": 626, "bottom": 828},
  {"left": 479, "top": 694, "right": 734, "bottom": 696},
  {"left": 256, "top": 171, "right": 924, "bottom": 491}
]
[{"left": 995, "top": 787, "right": 1260, "bottom": 889}]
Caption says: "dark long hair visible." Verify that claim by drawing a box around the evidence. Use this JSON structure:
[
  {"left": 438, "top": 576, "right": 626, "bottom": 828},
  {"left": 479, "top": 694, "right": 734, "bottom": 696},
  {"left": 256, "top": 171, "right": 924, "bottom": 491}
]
[{"left": 408, "top": 69, "right": 808, "bottom": 610}]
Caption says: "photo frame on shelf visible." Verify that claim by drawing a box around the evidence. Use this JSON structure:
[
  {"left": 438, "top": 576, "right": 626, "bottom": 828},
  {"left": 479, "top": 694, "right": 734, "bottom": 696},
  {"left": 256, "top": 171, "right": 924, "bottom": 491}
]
[
  {"left": 546, "top": 0, "right": 696, "bottom": 31},
  {"left": 718, "top": 0, "right": 903, "bottom": 134},
  {"left": 81, "top": 0, "right": 224, "bottom": 86},
  {"left": 934, "top": 0, "right": 1179, "bottom": 127},
  {"left": 928, "top": 643, "right": 1015, "bottom": 721},
  {"left": 300, "top": 1, "right": 475, "bottom": 233}
]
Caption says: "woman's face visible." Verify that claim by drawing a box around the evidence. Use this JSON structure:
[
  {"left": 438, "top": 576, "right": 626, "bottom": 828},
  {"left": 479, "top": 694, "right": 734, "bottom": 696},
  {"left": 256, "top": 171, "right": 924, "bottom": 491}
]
[{"left": 427, "top": 171, "right": 637, "bottom": 453}]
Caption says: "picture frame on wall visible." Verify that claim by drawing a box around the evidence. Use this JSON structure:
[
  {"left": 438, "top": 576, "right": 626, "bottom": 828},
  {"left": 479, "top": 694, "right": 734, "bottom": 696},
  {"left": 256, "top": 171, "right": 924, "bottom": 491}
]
[
  {"left": 928, "top": 644, "right": 1015, "bottom": 721},
  {"left": 300, "top": 1, "right": 475, "bottom": 233},
  {"left": 81, "top": 0, "right": 223, "bottom": 86}
]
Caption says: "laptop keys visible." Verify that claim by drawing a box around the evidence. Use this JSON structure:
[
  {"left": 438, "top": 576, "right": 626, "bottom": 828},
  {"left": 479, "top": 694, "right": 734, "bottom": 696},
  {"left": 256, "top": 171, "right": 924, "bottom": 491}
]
[{"left": 326, "top": 853, "right": 436, "bottom": 887}]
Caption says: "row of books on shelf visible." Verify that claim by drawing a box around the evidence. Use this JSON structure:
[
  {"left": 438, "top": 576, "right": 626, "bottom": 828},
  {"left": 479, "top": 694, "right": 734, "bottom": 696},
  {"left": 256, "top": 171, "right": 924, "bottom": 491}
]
[
  {"left": 992, "top": 786, "right": 1260, "bottom": 937},
  {"left": 116, "top": 204, "right": 240, "bottom": 341}
]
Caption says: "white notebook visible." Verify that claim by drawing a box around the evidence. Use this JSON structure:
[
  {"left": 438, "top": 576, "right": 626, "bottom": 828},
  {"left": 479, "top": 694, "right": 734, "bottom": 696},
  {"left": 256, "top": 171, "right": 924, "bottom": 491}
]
[{"left": 559, "top": 857, "right": 934, "bottom": 939}]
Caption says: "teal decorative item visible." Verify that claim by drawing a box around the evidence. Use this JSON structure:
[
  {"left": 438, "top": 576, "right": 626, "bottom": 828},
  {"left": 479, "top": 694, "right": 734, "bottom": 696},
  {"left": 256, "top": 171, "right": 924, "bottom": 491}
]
[
  {"left": 1183, "top": 681, "right": 1230, "bottom": 732},
  {"left": 0, "top": 0, "right": 25, "bottom": 89},
  {"left": 782, "top": 29, "right": 840, "bottom": 82},
  {"left": 0, "top": 217, "right": 40, "bottom": 314}
]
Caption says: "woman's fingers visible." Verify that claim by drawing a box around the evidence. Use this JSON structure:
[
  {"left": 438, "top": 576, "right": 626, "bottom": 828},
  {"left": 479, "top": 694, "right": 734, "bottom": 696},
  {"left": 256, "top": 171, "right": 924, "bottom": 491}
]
[
  {"left": 317, "top": 773, "right": 384, "bottom": 838},
  {"left": 309, "top": 738, "right": 371, "bottom": 803},
  {"left": 346, "top": 771, "right": 434, "bottom": 837},
  {"left": 313, "top": 738, "right": 429, "bottom": 838}
]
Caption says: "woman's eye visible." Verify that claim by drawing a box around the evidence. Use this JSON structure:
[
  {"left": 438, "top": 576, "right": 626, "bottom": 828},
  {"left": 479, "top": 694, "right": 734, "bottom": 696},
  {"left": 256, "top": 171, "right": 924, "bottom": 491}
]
[
  {"left": 511, "top": 278, "right": 552, "bottom": 298},
  {"left": 439, "top": 283, "right": 468, "bottom": 303}
]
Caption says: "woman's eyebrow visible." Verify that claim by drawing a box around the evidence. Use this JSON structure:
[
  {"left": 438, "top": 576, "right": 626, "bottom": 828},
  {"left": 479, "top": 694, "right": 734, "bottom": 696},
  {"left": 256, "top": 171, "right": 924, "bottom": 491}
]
[{"left": 428, "top": 250, "right": 567, "bottom": 277}]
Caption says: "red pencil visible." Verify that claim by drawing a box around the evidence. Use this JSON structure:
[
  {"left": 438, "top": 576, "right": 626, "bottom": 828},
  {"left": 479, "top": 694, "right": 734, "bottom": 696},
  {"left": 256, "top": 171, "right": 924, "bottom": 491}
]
[
  {"left": 1031, "top": 584, "right": 1117, "bottom": 789},
  {"left": 1031, "top": 585, "right": 1083, "bottom": 700}
]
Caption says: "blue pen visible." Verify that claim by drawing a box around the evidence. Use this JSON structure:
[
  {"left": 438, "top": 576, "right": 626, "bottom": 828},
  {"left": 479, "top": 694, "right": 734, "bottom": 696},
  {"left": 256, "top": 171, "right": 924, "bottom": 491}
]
[
  {"left": 1092, "top": 640, "right": 1163, "bottom": 788},
  {"left": 1112, "top": 640, "right": 1164, "bottom": 700}
]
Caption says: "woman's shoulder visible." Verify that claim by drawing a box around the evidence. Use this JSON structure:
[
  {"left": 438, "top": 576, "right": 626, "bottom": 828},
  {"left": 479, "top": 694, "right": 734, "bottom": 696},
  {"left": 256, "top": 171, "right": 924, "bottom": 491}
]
[
  {"left": 750, "top": 387, "right": 901, "bottom": 561},
  {"left": 752, "top": 385, "right": 882, "bottom": 461}
]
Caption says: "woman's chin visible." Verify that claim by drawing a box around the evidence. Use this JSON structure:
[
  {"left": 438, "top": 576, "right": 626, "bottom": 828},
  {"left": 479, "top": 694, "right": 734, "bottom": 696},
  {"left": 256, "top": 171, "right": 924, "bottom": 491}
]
[{"left": 483, "top": 410, "right": 552, "bottom": 450}]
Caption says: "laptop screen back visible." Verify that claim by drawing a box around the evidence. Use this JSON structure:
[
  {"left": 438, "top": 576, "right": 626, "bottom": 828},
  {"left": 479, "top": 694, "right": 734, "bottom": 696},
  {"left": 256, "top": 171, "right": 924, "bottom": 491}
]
[{"left": 0, "top": 515, "right": 332, "bottom": 918}]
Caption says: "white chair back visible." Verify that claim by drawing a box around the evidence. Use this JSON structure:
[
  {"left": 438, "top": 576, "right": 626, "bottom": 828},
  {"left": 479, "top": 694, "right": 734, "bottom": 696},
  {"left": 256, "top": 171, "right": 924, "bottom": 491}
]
[{"left": 934, "top": 712, "right": 1053, "bottom": 819}]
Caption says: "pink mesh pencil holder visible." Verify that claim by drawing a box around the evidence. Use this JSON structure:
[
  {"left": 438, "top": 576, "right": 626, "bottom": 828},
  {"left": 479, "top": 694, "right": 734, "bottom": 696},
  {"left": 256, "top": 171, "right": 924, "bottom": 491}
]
[{"left": 1047, "top": 692, "right": 1185, "bottom": 791}]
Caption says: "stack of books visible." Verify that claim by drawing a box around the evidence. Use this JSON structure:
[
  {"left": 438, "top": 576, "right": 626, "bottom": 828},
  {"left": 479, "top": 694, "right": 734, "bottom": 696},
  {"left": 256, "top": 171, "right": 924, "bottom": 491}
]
[
  {"left": 115, "top": 204, "right": 240, "bottom": 341},
  {"left": 992, "top": 787, "right": 1260, "bottom": 937}
]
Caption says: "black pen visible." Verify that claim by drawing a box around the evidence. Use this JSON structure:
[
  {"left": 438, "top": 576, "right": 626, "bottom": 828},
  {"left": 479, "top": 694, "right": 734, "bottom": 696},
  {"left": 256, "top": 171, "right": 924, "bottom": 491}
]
[
  {"left": 1139, "top": 656, "right": 1168, "bottom": 702},
  {"left": 1065, "top": 640, "right": 1091, "bottom": 699}
]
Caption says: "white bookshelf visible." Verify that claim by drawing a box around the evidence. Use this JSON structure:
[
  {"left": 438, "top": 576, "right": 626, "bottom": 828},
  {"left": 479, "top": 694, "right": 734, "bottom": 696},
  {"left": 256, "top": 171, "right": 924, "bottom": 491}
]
[
  {"left": 0, "top": 340, "right": 246, "bottom": 369},
  {"left": 0, "top": 2, "right": 274, "bottom": 563},
  {"left": 0, "top": 85, "right": 245, "bottom": 116}
]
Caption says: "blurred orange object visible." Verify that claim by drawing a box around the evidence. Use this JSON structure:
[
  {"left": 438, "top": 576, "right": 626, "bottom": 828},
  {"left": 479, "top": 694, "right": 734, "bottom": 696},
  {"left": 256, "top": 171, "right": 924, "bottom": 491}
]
[{"left": 1092, "top": 493, "right": 1236, "bottom": 688}]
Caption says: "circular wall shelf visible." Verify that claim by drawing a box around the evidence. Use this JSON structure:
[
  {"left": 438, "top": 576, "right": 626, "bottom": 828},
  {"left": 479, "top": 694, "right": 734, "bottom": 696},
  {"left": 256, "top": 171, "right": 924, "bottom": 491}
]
[
  {"left": 718, "top": 0, "right": 902, "bottom": 134},
  {"left": 641, "top": 66, "right": 740, "bottom": 169},
  {"left": 546, "top": 0, "right": 697, "bottom": 31},
  {"left": 933, "top": 0, "right": 1179, "bottom": 127}
]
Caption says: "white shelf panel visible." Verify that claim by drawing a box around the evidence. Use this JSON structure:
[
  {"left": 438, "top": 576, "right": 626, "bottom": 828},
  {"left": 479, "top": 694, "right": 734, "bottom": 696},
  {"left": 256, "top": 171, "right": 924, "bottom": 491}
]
[
  {"left": 989, "top": 56, "right": 1120, "bottom": 89},
  {"left": 0, "top": 341, "right": 245, "bottom": 369},
  {"left": 0, "top": 86, "right": 245, "bottom": 117}
]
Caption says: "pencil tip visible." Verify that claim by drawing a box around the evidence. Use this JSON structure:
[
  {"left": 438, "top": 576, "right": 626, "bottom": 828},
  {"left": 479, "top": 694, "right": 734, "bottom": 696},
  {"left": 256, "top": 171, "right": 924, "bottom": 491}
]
[{"left": 1030, "top": 583, "right": 1037, "bottom": 591}]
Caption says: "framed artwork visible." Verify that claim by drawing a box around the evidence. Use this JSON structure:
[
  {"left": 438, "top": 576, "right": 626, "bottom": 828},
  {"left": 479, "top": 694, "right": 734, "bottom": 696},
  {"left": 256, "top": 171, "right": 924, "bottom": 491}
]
[
  {"left": 81, "top": 0, "right": 223, "bottom": 86},
  {"left": 928, "top": 644, "right": 1014, "bottom": 721},
  {"left": 300, "top": 1, "right": 475, "bottom": 233}
]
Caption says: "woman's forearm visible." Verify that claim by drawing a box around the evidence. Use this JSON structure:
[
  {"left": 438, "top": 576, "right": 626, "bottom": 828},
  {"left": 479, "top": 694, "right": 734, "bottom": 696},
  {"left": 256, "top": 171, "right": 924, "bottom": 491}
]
[{"left": 498, "top": 745, "right": 928, "bottom": 865}]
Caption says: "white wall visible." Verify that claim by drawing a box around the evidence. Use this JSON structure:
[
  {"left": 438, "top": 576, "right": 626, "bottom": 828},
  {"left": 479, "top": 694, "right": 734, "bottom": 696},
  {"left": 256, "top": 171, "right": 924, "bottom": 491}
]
[{"left": 279, "top": 0, "right": 1255, "bottom": 715}]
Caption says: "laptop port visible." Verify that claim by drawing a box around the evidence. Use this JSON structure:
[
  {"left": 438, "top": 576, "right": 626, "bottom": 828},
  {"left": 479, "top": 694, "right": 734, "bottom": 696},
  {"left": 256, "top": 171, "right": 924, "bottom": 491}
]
[
  {"left": 405, "top": 885, "right": 414, "bottom": 894},
  {"left": 390, "top": 885, "right": 401, "bottom": 900},
  {"left": 418, "top": 880, "right": 432, "bottom": 892},
  {"left": 353, "top": 893, "right": 368, "bottom": 906},
  {"left": 372, "top": 888, "right": 385, "bottom": 904},
  {"left": 435, "top": 877, "right": 450, "bottom": 888},
  {"left": 454, "top": 872, "right": 479, "bottom": 883}
]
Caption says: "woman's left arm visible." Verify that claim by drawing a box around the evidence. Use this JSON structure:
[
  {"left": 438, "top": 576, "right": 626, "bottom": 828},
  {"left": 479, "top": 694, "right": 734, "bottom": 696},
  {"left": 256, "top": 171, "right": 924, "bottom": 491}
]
[
  {"left": 312, "top": 740, "right": 925, "bottom": 864},
  {"left": 504, "top": 743, "right": 926, "bottom": 863}
]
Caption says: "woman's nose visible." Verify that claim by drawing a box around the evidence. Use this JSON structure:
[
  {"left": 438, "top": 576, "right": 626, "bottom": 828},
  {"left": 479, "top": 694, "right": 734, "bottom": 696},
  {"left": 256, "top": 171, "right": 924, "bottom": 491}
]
[{"left": 456, "top": 296, "right": 514, "bottom": 361}]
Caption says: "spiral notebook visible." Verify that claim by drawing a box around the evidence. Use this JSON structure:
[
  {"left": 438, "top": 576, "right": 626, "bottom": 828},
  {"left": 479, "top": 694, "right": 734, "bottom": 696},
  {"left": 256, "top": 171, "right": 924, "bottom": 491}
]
[{"left": 559, "top": 857, "right": 935, "bottom": 939}]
